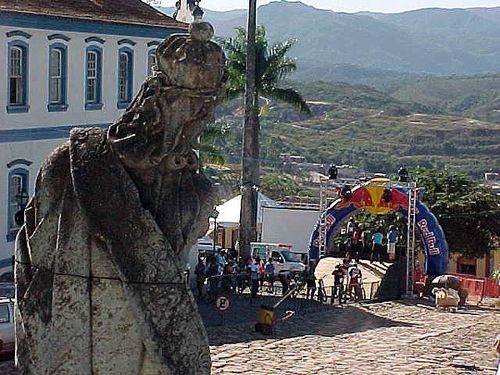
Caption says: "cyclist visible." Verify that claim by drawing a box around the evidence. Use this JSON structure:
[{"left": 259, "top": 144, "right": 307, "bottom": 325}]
[
  {"left": 332, "top": 264, "right": 345, "bottom": 305},
  {"left": 348, "top": 263, "right": 363, "bottom": 302}
]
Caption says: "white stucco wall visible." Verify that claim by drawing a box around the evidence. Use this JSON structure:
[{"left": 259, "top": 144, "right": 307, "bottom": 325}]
[
  {"left": 0, "top": 19, "right": 181, "bottom": 267},
  {"left": 0, "top": 25, "right": 162, "bottom": 130}
]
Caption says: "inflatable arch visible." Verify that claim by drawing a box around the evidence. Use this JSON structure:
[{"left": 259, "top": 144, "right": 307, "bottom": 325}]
[{"left": 308, "top": 178, "right": 449, "bottom": 275}]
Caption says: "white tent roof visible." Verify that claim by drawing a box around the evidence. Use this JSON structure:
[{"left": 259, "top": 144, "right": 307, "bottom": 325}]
[{"left": 213, "top": 193, "right": 277, "bottom": 228}]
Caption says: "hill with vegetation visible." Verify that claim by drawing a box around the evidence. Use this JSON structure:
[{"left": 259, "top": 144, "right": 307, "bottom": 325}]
[
  {"left": 215, "top": 81, "right": 500, "bottom": 179},
  {"left": 388, "top": 74, "right": 500, "bottom": 123}
]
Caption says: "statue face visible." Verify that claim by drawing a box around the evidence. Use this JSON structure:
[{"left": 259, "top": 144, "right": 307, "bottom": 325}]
[
  {"left": 108, "top": 22, "right": 227, "bottom": 171},
  {"left": 156, "top": 33, "right": 226, "bottom": 93}
]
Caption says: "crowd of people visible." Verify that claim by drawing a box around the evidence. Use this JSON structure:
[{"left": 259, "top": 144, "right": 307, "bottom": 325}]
[
  {"left": 193, "top": 249, "right": 294, "bottom": 300},
  {"left": 192, "top": 217, "right": 401, "bottom": 303},
  {"left": 344, "top": 218, "right": 399, "bottom": 263},
  {"left": 193, "top": 248, "right": 370, "bottom": 306}
]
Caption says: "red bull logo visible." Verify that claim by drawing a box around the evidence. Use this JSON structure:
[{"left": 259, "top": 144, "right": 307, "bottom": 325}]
[
  {"left": 387, "top": 188, "right": 410, "bottom": 211},
  {"left": 312, "top": 213, "right": 336, "bottom": 246},
  {"left": 336, "top": 178, "right": 409, "bottom": 215},
  {"left": 417, "top": 219, "right": 440, "bottom": 255}
]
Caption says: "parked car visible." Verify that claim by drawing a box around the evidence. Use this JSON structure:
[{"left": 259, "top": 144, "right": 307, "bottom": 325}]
[
  {"left": 0, "top": 259, "right": 14, "bottom": 283},
  {"left": 0, "top": 297, "right": 15, "bottom": 354}
]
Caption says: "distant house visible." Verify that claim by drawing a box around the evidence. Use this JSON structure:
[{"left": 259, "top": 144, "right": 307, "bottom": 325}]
[
  {"left": 483, "top": 172, "right": 500, "bottom": 195},
  {"left": 0, "top": 0, "right": 188, "bottom": 275}
]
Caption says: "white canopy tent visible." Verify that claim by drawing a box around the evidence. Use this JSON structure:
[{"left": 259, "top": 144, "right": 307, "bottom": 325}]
[{"left": 212, "top": 193, "right": 277, "bottom": 228}]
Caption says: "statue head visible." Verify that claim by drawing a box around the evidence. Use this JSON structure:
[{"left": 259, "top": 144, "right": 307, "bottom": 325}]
[
  {"left": 156, "top": 21, "right": 224, "bottom": 92},
  {"left": 108, "top": 21, "right": 227, "bottom": 172}
]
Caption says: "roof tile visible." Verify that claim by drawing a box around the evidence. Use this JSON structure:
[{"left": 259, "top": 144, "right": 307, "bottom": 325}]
[{"left": 0, "top": 0, "right": 188, "bottom": 29}]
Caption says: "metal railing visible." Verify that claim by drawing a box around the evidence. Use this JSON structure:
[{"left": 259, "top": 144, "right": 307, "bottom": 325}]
[{"left": 200, "top": 273, "right": 381, "bottom": 305}]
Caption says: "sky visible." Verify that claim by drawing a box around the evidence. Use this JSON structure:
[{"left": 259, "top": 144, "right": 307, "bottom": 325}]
[{"left": 158, "top": 0, "right": 500, "bottom": 13}]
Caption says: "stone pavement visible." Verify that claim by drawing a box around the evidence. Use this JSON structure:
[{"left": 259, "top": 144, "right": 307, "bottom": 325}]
[
  {"left": 1, "top": 300, "right": 498, "bottom": 374},
  {"left": 198, "top": 293, "right": 335, "bottom": 327},
  {"left": 208, "top": 301, "right": 499, "bottom": 374}
]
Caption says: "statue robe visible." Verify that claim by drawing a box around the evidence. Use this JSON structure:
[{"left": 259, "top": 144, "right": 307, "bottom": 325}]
[{"left": 15, "top": 128, "right": 212, "bottom": 375}]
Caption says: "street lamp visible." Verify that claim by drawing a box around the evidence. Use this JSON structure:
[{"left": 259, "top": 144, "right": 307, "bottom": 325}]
[
  {"left": 328, "top": 165, "right": 338, "bottom": 180},
  {"left": 15, "top": 190, "right": 29, "bottom": 226},
  {"left": 398, "top": 167, "right": 409, "bottom": 183},
  {"left": 209, "top": 207, "right": 219, "bottom": 252}
]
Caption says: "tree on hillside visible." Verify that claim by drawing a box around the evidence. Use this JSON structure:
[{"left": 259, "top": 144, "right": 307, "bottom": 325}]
[
  {"left": 221, "top": 25, "right": 311, "bottom": 258},
  {"left": 413, "top": 168, "right": 500, "bottom": 258},
  {"left": 260, "top": 171, "right": 305, "bottom": 201}
]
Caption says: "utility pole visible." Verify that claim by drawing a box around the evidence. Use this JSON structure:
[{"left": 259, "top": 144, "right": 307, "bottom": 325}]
[{"left": 239, "top": 0, "right": 259, "bottom": 260}]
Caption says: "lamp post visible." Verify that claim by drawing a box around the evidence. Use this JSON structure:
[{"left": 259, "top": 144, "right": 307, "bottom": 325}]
[
  {"left": 209, "top": 207, "right": 219, "bottom": 252},
  {"left": 328, "top": 165, "right": 338, "bottom": 180},
  {"left": 15, "top": 190, "right": 29, "bottom": 226},
  {"left": 398, "top": 167, "right": 409, "bottom": 183}
]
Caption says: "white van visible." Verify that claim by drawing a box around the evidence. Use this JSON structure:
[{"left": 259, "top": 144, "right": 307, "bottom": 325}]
[
  {"left": 0, "top": 297, "right": 14, "bottom": 354},
  {"left": 250, "top": 242, "right": 305, "bottom": 275}
]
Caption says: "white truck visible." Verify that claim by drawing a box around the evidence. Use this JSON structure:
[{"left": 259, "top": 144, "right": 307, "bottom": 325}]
[
  {"left": 186, "top": 236, "right": 222, "bottom": 285},
  {"left": 260, "top": 206, "right": 320, "bottom": 262},
  {"left": 250, "top": 242, "right": 305, "bottom": 274}
]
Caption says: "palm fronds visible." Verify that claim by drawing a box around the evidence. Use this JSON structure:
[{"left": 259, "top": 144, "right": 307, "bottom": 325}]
[
  {"left": 220, "top": 25, "right": 310, "bottom": 115},
  {"left": 200, "top": 122, "right": 230, "bottom": 166}
]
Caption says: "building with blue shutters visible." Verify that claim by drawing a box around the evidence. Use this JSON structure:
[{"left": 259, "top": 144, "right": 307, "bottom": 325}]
[{"left": 0, "top": 0, "right": 188, "bottom": 278}]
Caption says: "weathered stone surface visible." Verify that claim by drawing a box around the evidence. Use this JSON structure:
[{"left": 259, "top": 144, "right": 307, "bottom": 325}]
[{"left": 15, "top": 21, "right": 226, "bottom": 375}]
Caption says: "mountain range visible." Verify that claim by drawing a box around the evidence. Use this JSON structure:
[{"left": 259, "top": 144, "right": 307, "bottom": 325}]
[
  {"left": 159, "top": 2, "right": 500, "bottom": 177},
  {"left": 159, "top": 1, "right": 500, "bottom": 83}
]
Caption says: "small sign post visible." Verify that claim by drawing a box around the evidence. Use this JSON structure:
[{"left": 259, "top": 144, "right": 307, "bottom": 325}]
[{"left": 215, "top": 295, "right": 230, "bottom": 325}]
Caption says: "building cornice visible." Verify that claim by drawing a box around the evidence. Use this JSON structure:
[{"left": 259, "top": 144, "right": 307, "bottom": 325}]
[
  {"left": 0, "top": 123, "right": 111, "bottom": 143},
  {"left": 0, "top": 11, "right": 188, "bottom": 38}
]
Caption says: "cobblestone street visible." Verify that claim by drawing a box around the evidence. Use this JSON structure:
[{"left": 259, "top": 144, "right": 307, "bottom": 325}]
[
  {"left": 1, "top": 301, "right": 498, "bottom": 374},
  {"left": 208, "top": 301, "right": 499, "bottom": 375}
]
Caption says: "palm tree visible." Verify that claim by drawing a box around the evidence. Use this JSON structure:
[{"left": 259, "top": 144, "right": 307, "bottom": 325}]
[
  {"left": 199, "top": 122, "right": 229, "bottom": 167},
  {"left": 221, "top": 25, "right": 311, "bottom": 259},
  {"left": 221, "top": 26, "right": 311, "bottom": 114}
]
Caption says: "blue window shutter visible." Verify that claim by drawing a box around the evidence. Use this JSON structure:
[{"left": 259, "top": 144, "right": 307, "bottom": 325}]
[
  {"left": 48, "top": 42, "right": 68, "bottom": 112},
  {"left": 117, "top": 46, "right": 134, "bottom": 109},
  {"left": 85, "top": 45, "right": 103, "bottom": 111},
  {"left": 6, "top": 167, "right": 29, "bottom": 242},
  {"left": 6, "top": 40, "right": 29, "bottom": 113}
]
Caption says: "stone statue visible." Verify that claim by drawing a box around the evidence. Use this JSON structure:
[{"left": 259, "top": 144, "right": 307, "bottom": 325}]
[
  {"left": 175, "top": 0, "right": 204, "bottom": 23},
  {"left": 15, "top": 21, "right": 226, "bottom": 375}
]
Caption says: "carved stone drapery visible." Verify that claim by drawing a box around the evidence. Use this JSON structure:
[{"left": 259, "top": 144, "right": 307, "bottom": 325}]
[{"left": 15, "top": 22, "right": 226, "bottom": 375}]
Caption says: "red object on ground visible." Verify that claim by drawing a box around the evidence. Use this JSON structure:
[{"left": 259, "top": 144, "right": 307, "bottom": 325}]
[
  {"left": 483, "top": 278, "right": 500, "bottom": 298},
  {"left": 460, "top": 277, "right": 485, "bottom": 306},
  {"left": 453, "top": 273, "right": 500, "bottom": 298}
]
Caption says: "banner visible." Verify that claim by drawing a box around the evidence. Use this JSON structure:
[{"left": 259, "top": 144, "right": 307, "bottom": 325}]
[{"left": 308, "top": 180, "right": 448, "bottom": 275}]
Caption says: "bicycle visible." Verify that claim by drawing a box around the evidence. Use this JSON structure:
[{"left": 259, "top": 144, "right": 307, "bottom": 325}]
[
  {"left": 317, "top": 278, "right": 329, "bottom": 304},
  {"left": 331, "top": 284, "right": 345, "bottom": 305}
]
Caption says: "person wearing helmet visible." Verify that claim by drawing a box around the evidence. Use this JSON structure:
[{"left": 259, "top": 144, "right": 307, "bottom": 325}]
[{"left": 348, "top": 263, "right": 363, "bottom": 302}]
